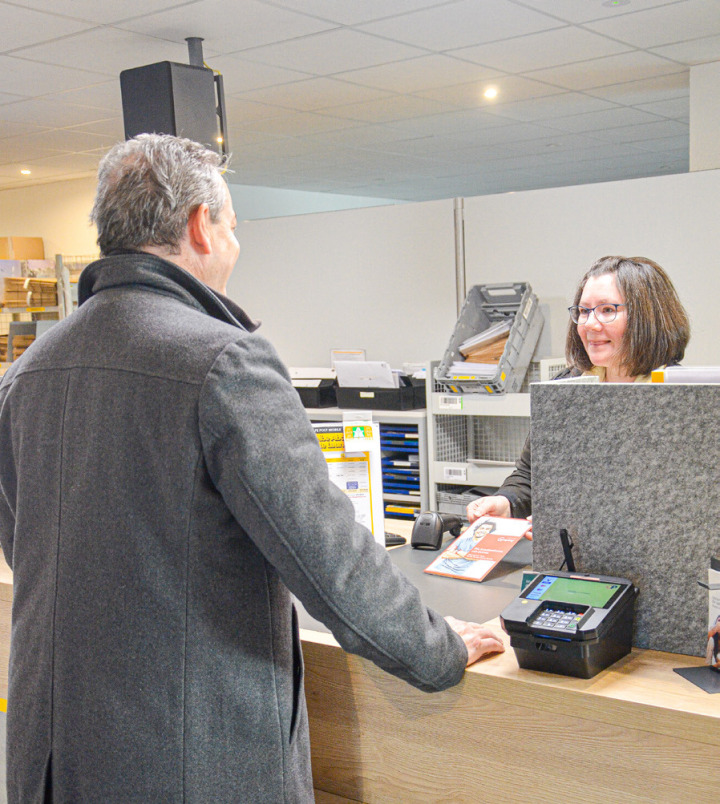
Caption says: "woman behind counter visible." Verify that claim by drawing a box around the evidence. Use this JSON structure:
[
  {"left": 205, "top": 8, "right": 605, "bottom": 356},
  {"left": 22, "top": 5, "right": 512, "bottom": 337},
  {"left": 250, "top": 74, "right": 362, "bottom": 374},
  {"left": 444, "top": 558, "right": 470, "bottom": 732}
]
[{"left": 467, "top": 255, "right": 690, "bottom": 524}]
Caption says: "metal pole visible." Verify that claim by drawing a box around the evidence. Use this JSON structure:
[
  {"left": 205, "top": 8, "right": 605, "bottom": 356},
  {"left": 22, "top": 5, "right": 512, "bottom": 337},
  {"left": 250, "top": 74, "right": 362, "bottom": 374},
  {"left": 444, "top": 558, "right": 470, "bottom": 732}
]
[
  {"left": 186, "top": 37, "right": 204, "bottom": 67},
  {"left": 453, "top": 197, "right": 466, "bottom": 316},
  {"left": 55, "top": 254, "right": 72, "bottom": 319}
]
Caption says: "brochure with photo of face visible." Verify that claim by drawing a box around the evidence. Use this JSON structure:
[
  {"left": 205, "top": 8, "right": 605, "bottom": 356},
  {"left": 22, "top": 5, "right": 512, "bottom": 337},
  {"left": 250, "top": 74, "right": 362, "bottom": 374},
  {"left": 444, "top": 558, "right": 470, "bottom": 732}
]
[{"left": 424, "top": 516, "right": 531, "bottom": 583}]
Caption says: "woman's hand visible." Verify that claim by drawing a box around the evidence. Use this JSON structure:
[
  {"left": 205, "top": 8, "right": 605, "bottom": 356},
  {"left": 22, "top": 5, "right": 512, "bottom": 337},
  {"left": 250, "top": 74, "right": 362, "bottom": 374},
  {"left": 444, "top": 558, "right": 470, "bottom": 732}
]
[
  {"left": 466, "top": 496, "right": 533, "bottom": 540},
  {"left": 466, "top": 495, "right": 511, "bottom": 523}
]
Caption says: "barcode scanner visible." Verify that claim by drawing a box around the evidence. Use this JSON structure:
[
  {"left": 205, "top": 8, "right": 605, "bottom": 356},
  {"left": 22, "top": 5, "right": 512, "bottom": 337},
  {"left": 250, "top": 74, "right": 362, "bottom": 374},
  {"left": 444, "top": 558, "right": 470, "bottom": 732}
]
[{"left": 411, "top": 512, "right": 463, "bottom": 550}]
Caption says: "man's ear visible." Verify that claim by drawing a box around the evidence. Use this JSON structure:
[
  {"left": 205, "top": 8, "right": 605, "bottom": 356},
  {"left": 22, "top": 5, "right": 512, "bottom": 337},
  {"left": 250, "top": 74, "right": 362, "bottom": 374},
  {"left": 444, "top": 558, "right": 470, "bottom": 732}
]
[{"left": 187, "top": 203, "right": 213, "bottom": 255}]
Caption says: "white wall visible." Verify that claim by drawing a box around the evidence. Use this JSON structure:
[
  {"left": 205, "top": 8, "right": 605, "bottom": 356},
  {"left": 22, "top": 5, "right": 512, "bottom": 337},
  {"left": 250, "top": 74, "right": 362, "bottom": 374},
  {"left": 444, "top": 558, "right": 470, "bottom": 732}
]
[
  {"left": 464, "top": 168, "right": 720, "bottom": 365},
  {"left": 229, "top": 199, "right": 457, "bottom": 367},
  {"left": 0, "top": 177, "right": 98, "bottom": 258},
  {"left": 0, "top": 177, "right": 401, "bottom": 259},
  {"left": 227, "top": 167, "right": 720, "bottom": 369},
  {"left": 4, "top": 166, "right": 719, "bottom": 371}
]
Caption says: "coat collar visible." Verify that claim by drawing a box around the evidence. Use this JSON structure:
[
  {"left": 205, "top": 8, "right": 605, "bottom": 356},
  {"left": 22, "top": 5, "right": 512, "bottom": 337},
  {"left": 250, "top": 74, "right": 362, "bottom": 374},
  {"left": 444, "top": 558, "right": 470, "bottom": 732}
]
[{"left": 78, "top": 250, "right": 260, "bottom": 333}]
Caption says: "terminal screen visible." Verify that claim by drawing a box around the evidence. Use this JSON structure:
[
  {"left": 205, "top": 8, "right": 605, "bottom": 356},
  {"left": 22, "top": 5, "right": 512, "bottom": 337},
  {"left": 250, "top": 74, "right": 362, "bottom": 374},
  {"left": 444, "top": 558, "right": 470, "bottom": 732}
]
[{"left": 525, "top": 575, "right": 621, "bottom": 608}]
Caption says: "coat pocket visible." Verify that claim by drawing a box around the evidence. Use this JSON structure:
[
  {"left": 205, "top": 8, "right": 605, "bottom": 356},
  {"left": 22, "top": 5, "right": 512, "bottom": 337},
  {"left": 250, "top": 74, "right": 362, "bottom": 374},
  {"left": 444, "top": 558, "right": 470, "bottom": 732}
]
[{"left": 289, "top": 605, "right": 305, "bottom": 744}]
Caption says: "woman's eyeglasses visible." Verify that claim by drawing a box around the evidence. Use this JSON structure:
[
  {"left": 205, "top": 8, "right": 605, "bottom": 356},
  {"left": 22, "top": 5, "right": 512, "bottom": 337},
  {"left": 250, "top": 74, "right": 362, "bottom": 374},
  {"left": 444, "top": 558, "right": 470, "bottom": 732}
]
[{"left": 568, "top": 303, "right": 625, "bottom": 325}]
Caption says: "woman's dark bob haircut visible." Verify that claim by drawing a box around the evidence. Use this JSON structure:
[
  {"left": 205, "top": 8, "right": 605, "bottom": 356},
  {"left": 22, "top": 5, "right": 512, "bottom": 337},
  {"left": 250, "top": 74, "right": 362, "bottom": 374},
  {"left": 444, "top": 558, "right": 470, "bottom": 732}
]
[{"left": 566, "top": 256, "right": 690, "bottom": 377}]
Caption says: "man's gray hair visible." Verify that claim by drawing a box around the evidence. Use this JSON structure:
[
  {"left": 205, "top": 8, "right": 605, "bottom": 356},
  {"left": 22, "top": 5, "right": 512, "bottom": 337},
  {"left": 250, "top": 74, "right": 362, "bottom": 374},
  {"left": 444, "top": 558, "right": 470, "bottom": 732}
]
[{"left": 91, "top": 134, "right": 227, "bottom": 256}]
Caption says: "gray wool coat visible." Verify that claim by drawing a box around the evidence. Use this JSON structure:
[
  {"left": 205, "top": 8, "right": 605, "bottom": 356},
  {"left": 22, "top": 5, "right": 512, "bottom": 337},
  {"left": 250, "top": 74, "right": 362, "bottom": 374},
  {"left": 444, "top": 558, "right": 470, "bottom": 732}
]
[{"left": 0, "top": 252, "right": 467, "bottom": 803}]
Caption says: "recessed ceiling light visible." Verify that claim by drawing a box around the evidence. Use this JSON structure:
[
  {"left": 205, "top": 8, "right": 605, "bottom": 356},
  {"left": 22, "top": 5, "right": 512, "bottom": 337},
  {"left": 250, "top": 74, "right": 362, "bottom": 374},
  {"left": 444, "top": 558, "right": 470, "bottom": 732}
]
[
  {"left": 20, "top": 169, "right": 31, "bottom": 175},
  {"left": 483, "top": 87, "right": 498, "bottom": 100}
]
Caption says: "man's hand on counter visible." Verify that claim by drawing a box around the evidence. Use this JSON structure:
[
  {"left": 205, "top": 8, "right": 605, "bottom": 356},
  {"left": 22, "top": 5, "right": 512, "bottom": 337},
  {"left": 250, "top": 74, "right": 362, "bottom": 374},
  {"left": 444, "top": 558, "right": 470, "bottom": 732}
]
[{"left": 445, "top": 615, "right": 505, "bottom": 666}]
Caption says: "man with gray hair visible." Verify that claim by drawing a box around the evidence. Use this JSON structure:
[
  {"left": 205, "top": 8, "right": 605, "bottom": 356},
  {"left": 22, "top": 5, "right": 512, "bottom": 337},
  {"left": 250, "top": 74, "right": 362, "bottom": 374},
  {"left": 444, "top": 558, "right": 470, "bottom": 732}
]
[{"left": 0, "top": 134, "right": 503, "bottom": 803}]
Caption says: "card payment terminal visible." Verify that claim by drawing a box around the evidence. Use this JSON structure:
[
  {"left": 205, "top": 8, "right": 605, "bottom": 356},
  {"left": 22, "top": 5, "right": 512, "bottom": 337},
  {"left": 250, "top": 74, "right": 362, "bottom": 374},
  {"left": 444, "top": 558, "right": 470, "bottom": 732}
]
[{"left": 500, "top": 570, "right": 638, "bottom": 678}]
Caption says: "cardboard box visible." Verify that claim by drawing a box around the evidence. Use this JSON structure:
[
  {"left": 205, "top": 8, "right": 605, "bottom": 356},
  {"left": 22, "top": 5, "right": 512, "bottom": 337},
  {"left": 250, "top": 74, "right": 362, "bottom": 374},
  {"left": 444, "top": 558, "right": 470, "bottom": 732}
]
[{"left": 0, "top": 237, "right": 44, "bottom": 260}]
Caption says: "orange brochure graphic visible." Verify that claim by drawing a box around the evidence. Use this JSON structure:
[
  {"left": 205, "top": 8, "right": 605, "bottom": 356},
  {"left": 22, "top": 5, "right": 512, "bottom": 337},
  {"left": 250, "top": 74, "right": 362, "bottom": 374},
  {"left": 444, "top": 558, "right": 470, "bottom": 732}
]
[{"left": 424, "top": 516, "right": 530, "bottom": 583}]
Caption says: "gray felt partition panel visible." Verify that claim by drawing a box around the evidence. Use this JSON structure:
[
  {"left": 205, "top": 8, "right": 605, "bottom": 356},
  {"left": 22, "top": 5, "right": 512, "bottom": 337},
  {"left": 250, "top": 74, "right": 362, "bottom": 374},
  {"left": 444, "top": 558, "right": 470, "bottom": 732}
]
[{"left": 530, "top": 383, "right": 720, "bottom": 657}]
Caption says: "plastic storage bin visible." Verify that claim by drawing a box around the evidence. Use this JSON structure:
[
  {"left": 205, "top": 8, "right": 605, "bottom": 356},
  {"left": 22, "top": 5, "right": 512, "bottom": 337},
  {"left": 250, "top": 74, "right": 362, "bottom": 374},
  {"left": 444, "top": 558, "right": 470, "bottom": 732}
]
[{"left": 436, "top": 283, "right": 544, "bottom": 394}]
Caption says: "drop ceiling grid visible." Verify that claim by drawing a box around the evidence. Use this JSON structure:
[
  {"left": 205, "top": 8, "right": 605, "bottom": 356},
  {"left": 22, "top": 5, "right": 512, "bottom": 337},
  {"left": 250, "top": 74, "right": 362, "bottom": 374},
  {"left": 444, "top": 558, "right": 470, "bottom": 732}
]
[{"left": 0, "top": 0, "right": 713, "bottom": 197}]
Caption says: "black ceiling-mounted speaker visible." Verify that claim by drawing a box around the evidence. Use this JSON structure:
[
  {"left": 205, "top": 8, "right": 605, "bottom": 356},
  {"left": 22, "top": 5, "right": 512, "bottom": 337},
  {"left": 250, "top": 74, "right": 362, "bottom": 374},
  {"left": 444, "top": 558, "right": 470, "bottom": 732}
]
[{"left": 120, "top": 39, "right": 228, "bottom": 157}]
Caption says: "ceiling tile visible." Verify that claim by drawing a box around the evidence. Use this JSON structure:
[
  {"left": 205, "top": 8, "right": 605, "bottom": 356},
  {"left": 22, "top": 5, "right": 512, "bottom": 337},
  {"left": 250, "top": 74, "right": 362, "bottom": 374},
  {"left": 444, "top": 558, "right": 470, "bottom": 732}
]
[
  {"left": 0, "top": 3, "right": 95, "bottom": 52},
  {"left": 367, "top": 107, "right": 515, "bottom": 139},
  {"left": 315, "top": 94, "right": 459, "bottom": 123},
  {"left": 482, "top": 92, "right": 617, "bottom": 123},
  {"left": 0, "top": 136, "right": 62, "bottom": 164},
  {"left": 0, "top": 92, "right": 26, "bottom": 105},
  {"left": 4, "top": 0, "right": 203, "bottom": 25},
  {"left": 33, "top": 151, "right": 103, "bottom": 172},
  {"left": 651, "top": 34, "right": 720, "bottom": 65},
  {"left": 202, "top": 55, "right": 311, "bottom": 91},
  {"left": 21, "top": 127, "right": 116, "bottom": 153},
  {"left": 53, "top": 81, "right": 123, "bottom": 112},
  {"left": 418, "top": 74, "right": 564, "bottom": 107},
  {"left": 450, "top": 26, "right": 632, "bottom": 73},
  {"left": 635, "top": 96, "right": 689, "bottom": 118},
  {"left": 526, "top": 51, "right": 686, "bottom": 90},
  {"left": 509, "top": 0, "right": 691, "bottom": 25},
  {"left": 543, "top": 106, "right": 666, "bottom": 133},
  {"left": 244, "top": 0, "right": 448, "bottom": 26},
  {"left": 584, "top": 0, "right": 720, "bottom": 49},
  {"left": 357, "top": 0, "right": 562, "bottom": 50},
  {"left": 586, "top": 72, "right": 688, "bottom": 105},
  {"left": 117, "top": 0, "right": 337, "bottom": 54},
  {"left": 237, "top": 111, "right": 362, "bottom": 137},
  {"left": 224, "top": 97, "right": 290, "bottom": 123},
  {"left": 337, "top": 54, "right": 502, "bottom": 93},
  {"left": 0, "top": 0, "right": 703, "bottom": 200},
  {"left": 13, "top": 28, "right": 190, "bottom": 76},
  {"left": 292, "top": 123, "right": 434, "bottom": 149},
  {"left": 0, "top": 98, "right": 120, "bottom": 128},
  {"left": 0, "top": 55, "right": 104, "bottom": 96},
  {"left": 234, "top": 78, "right": 392, "bottom": 112},
  {"left": 0, "top": 120, "right": 46, "bottom": 142},
  {"left": 589, "top": 118, "right": 689, "bottom": 142},
  {"left": 67, "top": 117, "right": 125, "bottom": 138},
  {"left": 631, "top": 134, "right": 690, "bottom": 152},
  {"left": 239, "top": 29, "right": 427, "bottom": 74}
]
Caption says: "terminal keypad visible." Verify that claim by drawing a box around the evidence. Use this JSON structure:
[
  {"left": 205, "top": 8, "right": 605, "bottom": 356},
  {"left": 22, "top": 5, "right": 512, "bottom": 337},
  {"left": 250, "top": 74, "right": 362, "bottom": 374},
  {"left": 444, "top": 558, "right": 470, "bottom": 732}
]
[{"left": 532, "top": 607, "right": 584, "bottom": 632}]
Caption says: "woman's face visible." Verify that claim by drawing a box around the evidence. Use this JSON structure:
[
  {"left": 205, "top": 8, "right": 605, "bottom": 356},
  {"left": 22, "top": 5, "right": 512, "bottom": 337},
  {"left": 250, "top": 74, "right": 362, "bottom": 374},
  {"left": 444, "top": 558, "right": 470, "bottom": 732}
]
[{"left": 577, "top": 273, "right": 627, "bottom": 374}]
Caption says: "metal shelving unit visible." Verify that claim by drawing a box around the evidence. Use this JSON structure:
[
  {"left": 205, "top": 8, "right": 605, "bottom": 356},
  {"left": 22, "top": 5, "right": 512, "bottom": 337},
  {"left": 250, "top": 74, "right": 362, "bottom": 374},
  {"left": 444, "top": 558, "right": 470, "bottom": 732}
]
[
  {"left": 426, "top": 358, "right": 565, "bottom": 514},
  {"left": 304, "top": 406, "right": 429, "bottom": 518}
]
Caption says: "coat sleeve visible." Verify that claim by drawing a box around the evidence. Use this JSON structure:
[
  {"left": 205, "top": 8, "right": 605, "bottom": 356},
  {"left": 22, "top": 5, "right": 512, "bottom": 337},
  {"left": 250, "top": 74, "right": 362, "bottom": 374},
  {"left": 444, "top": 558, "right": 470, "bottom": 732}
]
[
  {"left": 197, "top": 336, "right": 468, "bottom": 693},
  {"left": 496, "top": 433, "right": 532, "bottom": 519},
  {"left": 0, "top": 379, "right": 16, "bottom": 568}
]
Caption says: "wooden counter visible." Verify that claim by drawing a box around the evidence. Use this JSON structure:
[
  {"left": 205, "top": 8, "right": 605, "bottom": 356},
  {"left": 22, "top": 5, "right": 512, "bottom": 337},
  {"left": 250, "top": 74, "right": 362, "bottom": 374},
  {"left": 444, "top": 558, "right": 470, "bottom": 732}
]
[
  {"left": 302, "top": 623, "right": 720, "bottom": 803},
  {"left": 303, "top": 523, "right": 720, "bottom": 803}
]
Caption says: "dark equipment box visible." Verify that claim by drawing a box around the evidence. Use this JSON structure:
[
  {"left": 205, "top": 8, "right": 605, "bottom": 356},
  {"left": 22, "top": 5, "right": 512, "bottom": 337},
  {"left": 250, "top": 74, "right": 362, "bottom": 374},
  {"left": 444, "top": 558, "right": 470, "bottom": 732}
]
[
  {"left": 336, "top": 376, "right": 424, "bottom": 411},
  {"left": 292, "top": 378, "right": 337, "bottom": 408},
  {"left": 500, "top": 570, "right": 638, "bottom": 679}
]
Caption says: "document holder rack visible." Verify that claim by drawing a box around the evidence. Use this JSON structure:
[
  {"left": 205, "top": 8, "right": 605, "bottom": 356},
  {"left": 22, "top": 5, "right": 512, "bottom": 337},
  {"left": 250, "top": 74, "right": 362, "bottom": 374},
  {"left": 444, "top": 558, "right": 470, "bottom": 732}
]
[{"left": 436, "top": 282, "right": 544, "bottom": 394}]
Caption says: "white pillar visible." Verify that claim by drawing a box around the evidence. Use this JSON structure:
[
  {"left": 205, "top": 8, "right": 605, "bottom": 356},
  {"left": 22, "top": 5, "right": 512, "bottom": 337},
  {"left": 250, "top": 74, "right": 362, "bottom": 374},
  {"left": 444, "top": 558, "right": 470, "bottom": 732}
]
[{"left": 690, "top": 61, "right": 720, "bottom": 171}]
